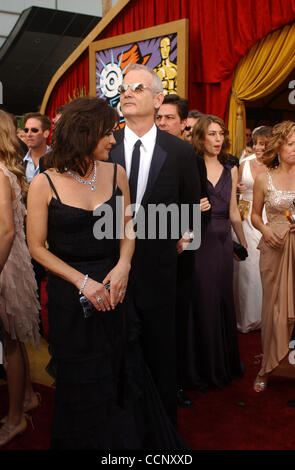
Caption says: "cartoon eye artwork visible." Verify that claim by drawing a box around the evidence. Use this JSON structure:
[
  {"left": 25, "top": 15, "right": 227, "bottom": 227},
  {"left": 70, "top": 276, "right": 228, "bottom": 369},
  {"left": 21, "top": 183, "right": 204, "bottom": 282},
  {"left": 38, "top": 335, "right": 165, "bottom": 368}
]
[{"left": 96, "top": 53, "right": 123, "bottom": 99}]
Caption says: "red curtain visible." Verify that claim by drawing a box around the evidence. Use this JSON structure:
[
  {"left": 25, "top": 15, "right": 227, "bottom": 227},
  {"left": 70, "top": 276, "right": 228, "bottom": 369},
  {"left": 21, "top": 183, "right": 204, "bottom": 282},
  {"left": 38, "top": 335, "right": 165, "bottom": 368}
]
[
  {"left": 46, "top": 55, "right": 89, "bottom": 122},
  {"left": 45, "top": 0, "right": 295, "bottom": 122}
]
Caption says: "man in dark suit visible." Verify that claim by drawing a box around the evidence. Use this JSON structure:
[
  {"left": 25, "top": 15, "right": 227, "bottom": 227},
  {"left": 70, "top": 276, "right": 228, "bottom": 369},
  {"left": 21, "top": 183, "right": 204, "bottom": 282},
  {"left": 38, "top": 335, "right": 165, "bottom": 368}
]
[
  {"left": 110, "top": 64, "right": 201, "bottom": 424},
  {"left": 156, "top": 95, "right": 204, "bottom": 408}
]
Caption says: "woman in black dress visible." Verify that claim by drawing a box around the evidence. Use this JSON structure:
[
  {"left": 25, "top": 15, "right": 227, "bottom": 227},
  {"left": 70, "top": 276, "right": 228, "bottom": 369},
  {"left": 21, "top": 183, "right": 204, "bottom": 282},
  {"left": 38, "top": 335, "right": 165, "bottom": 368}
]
[
  {"left": 26, "top": 97, "right": 186, "bottom": 449},
  {"left": 187, "top": 115, "right": 247, "bottom": 390}
]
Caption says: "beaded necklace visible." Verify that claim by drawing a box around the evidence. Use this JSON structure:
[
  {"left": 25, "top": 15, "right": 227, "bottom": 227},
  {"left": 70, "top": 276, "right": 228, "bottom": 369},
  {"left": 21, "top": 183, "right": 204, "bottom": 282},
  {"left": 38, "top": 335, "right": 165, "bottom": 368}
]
[{"left": 67, "top": 161, "right": 97, "bottom": 191}]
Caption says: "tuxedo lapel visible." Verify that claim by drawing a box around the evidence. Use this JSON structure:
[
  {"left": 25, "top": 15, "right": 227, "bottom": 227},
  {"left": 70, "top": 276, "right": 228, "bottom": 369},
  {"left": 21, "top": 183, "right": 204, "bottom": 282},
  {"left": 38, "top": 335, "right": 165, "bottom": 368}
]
[
  {"left": 111, "top": 129, "right": 125, "bottom": 169},
  {"left": 141, "top": 135, "right": 167, "bottom": 207},
  {"left": 112, "top": 128, "right": 167, "bottom": 207}
]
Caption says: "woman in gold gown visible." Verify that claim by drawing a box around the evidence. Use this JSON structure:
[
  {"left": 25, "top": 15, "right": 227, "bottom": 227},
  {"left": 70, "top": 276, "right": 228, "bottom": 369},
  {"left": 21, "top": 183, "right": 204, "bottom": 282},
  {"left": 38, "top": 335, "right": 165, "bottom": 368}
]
[{"left": 252, "top": 120, "right": 295, "bottom": 392}]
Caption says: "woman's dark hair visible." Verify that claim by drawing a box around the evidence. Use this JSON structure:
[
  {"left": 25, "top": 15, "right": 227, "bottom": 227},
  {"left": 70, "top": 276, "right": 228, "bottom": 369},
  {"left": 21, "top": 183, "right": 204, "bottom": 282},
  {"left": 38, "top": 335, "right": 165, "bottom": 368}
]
[
  {"left": 252, "top": 125, "right": 272, "bottom": 144},
  {"left": 44, "top": 97, "right": 119, "bottom": 175},
  {"left": 191, "top": 114, "right": 230, "bottom": 164}
]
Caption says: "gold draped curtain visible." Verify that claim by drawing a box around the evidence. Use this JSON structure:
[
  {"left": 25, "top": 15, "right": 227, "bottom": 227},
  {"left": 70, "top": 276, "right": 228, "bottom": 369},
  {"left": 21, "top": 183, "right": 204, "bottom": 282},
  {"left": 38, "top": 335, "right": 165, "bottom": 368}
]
[{"left": 228, "top": 22, "right": 295, "bottom": 158}]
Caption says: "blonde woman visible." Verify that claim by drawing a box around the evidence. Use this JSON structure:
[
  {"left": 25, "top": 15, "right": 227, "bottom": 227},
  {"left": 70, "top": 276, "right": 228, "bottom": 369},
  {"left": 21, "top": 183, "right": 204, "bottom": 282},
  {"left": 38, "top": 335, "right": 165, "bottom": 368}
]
[
  {"left": 0, "top": 110, "right": 40, "bottom": 446},
  {"left": 252, "top": 121, "right": 295, "bottom": 392},
  {"left": 233, "top": 126, "right": 272, "bottom": 333}
]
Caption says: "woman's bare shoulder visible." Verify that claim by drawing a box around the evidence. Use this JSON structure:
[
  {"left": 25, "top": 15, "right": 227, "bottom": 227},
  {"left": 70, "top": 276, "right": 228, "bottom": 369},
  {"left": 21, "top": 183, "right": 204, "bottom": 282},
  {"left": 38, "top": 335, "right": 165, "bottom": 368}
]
[
  {"left": 116, "top": 162, "right": 127, "bottom": 178},
  {"left": 253, "top": 171, "right": 269, "bottom": 193},
  {"left": 28, "top": 172, "right": 54, "bottom": 196},
  {"left": 100, "top": 161, "right": 127, "bottom": 181},
  {"left": 0, "top": 167, "right": 8, "bottom": 180},
  {"left": 255, "top": 171, "right": 268, "bottom": 184},
  {"left": 0, "top": 167, "right": 12, "bottom": 188}
]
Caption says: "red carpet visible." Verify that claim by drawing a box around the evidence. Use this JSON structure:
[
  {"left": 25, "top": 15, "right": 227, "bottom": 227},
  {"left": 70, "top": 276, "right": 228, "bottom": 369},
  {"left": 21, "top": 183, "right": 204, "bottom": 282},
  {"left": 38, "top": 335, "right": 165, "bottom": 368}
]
[
  {"left": 179, "top": 331, "right": 295, "bottom": 450},
  {"left": 0, "top": 383, "right": 54, "bottom": 450},
  {"left": 1, "top": 330, "right": 295, "bottom": 450}
]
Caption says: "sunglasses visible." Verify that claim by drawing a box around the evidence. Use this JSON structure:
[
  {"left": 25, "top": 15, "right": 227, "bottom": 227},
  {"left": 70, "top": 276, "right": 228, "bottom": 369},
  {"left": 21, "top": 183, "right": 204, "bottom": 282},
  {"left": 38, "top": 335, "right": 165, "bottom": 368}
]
[
  {"left": 24, "top": 127, "right": 40, "bottom": 133},
  {"left": 118, "top": 83, "right": 153, "bottom": 94},
  {"left": 185, "top": 126, "right": 192, "bottom": 131}
]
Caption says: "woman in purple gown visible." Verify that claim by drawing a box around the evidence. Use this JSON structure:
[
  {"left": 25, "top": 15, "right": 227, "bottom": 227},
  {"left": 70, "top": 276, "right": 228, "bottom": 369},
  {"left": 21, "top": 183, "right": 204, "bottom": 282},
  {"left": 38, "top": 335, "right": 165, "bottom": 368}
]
[{"left": 187, "top": 115, "right": 247, "bottom": 390}]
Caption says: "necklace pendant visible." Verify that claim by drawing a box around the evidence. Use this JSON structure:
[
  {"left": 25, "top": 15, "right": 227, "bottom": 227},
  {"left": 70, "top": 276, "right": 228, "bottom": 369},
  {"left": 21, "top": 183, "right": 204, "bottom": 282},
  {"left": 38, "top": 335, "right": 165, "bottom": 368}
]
[{"left": 67, "top": 161, "right": 97, "bottom": 190}]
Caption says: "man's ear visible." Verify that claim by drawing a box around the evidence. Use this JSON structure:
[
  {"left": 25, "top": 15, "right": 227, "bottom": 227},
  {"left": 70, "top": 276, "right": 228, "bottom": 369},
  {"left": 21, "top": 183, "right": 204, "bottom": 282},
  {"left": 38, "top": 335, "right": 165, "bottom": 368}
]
[
  {"left": 43, "top": 129, "right": 50, "bottom": 139},
  {"left": 154, "top": 92, "right": 164, "bottom": 111},
  {"left": 180, "top": 118, "right": 187, "bottom": 133}
]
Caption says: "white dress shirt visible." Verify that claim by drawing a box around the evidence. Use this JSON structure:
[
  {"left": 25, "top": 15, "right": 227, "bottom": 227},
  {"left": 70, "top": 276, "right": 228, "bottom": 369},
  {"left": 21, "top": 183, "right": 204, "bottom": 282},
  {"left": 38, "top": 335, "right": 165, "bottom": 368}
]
[
  {"left": 24, "top": 145, "right": 51, "bottom": 184},
  {"left": 124, "top": 124, "right": 157, "bottom": 206}
]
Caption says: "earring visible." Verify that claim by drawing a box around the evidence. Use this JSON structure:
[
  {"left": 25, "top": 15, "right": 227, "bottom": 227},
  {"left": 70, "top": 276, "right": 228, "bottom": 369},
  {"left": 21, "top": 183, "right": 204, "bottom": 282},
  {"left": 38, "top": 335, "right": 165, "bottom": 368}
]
[{"left": 277, "top": 154, "right": 280, "bottom": 163}]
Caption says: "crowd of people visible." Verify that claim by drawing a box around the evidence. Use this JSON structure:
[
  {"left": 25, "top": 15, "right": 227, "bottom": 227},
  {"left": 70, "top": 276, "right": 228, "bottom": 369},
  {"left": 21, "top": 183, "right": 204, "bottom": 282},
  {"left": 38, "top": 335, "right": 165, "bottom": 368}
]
[{"left": 0, "top": 63, "right": 294, "bottom": 449}]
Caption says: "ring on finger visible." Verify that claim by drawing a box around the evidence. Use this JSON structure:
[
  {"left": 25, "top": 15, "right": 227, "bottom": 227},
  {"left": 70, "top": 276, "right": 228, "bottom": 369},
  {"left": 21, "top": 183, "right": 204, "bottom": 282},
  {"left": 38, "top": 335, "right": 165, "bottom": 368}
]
[
  {"left": 119, "top": 291, "right": 125, "bottom": 296},
  {"left": 97, "top": 296, "right": 102, "bottom": 303}
]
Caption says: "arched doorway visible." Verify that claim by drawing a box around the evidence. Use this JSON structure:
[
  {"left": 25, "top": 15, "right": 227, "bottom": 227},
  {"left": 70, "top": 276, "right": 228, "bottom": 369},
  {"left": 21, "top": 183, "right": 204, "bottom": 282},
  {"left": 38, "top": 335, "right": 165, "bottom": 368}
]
[
  {"left": 246, "top": 72, "right": 295, "bottom": 131},
  {"left": 228, "top": 22, "right": 295, "bottom": 157}
]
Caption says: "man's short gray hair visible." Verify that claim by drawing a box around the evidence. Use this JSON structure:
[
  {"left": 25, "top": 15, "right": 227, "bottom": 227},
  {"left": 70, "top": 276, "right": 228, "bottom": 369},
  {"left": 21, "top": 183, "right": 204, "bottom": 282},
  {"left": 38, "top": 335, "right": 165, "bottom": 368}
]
[{"left": 127, "top": 64, "right": 163, "bottom": 94}]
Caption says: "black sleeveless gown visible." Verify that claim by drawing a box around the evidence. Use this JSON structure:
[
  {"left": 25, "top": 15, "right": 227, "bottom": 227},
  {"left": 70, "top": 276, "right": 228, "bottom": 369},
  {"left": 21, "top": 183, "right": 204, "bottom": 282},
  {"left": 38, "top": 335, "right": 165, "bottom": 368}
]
[{"left": 44, "top": 165, "right": 188, "bottom": 450}]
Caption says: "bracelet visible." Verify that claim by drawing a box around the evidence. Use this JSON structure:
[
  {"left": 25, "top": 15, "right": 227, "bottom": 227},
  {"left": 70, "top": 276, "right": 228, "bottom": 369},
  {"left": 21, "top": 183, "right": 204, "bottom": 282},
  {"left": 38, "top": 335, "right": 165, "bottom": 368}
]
[
  {"left": 78, "top": 274, "right": 88, "bottom": 295},
  {"left": 188, "top": 231, "right": 194, "bottom": 242},
  {"left": 183, "top": 231, "right": 194, "bottom": 242}
]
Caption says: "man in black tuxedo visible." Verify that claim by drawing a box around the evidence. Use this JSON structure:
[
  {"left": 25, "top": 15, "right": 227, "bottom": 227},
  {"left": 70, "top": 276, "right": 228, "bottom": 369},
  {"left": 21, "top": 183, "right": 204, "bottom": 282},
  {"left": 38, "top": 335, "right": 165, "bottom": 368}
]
[
  {"left": 156, "top": 95, "right": 203, "bottom": 408},
  {"left": 110, "top": 64, "right": 201, "bottom": 424}
]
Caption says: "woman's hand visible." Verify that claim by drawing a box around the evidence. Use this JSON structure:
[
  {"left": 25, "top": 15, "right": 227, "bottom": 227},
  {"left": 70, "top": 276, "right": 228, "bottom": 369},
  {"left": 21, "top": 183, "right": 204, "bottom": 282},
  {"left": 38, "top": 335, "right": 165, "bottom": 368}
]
[
  {"left": 82, "top": 277, "right": 111, "bottom": 312},
  {"left": 237, "top": 183, "right": 247, "bottom": 195},
  {"left": 233, "top": 253, "right": 242, "bottom": 262},
  {"left": 103, "top": 260, "right": 131, "bottom": 309},
  {"left": 200, "top": 197, "right": 211, "bottom": 212},
  {"left": 176, "top": 232, "right": 192, "bottom": 254},
  {"left": 290, "top": 223, "right": 295, "bottom": 233},
  {"left": 262, "top": 225, "right": 284, "bottom": 249}
]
